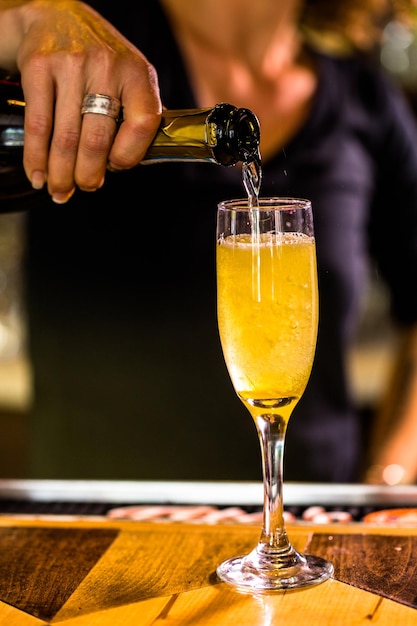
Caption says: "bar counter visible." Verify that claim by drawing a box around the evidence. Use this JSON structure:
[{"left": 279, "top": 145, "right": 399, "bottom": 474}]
[{"left": 0, "top": 480, "right": 417, "bottom": 625}]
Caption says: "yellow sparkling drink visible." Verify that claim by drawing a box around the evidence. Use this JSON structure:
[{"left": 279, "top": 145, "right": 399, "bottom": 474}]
[
  {"left": 217, "top": 229, "right": 318, "bottom": 422},
  {"left": 216, "top": 199, "right": 334, "bottom": 592}
]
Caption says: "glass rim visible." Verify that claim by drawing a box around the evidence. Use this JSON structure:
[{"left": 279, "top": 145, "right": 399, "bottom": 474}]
[{"left": 217, "top": 197, "right": 311, "bottom": 211}]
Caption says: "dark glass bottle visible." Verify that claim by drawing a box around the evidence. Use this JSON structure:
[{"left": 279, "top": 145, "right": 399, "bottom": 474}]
[
  {"left": 0, "top": 74, "right": 260, "bottom": 186},
  {"left": 0, "top": 76, "right": 33, "bottom": 210},
  {"left": 140, "top": 104, "right": 260, "bottom": 166},
  {"left": 0, "top": 75, "right": 261, "bottom": 211}
]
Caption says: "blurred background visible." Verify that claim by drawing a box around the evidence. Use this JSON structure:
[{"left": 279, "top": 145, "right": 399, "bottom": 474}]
[{"left": 0, "top": 0, "right": 416, "bottom": 481}]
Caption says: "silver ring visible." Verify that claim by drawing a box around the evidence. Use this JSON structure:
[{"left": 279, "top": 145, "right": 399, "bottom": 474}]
[{"left": 81, "top": 93, "right": 121, "bottom": 121}]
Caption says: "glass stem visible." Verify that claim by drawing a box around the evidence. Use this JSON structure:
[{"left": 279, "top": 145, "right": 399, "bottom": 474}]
[{"left": 254, "top": 414, "right": 296, "bottom": 559}]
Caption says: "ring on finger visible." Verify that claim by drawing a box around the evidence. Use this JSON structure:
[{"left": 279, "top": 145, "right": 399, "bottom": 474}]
[{"left": 81, "top": 93, "right": 122, "bottom": 121}]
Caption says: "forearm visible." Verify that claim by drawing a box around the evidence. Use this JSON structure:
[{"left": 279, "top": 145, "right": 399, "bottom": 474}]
[{"left": 365, "top": 324, "right": 417, "bottom": 484}]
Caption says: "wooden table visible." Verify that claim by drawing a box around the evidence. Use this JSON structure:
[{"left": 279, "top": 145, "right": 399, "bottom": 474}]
[{"left": 0, "top": 515, "right": 417, "bottom": 625}]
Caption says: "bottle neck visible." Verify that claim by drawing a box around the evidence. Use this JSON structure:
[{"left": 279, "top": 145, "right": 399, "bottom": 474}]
[
  {"left": 0, "top": 76, "right": 261, "bottom": 167},
  {"left": 141, "top": 104, "right": 260, "bottom": 166}
]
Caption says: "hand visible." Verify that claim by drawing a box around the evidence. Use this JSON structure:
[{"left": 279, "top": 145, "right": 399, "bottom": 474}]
[{"left": 1, "top": 0, "right": 162, "bottom": 203}]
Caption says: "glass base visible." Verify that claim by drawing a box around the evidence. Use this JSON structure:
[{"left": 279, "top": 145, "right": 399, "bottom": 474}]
[{"left": 216, "top": 551, "right": 334, "bottom": 593}]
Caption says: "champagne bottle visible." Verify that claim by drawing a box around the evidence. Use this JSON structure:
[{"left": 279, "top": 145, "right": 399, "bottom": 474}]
[
  {"left": 0, "top": 75, "right": 261, "bottom": 166},
  {"left": 0, "top": 74, "right": 261, "bottom": 211}
]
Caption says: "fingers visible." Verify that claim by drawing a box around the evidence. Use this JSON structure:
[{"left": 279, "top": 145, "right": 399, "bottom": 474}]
[
  {"left": 17, "top": 2, "right": 162, "bottom": 204},
  {"left": 22, "top": 67, "right": 161, "bottom": 204},
  {"left": 75, "top": 57, "right": 162, "bottom": 187},
  {"left": 75, "top": 77, "right": 162, "bottom": 184},
  {"left": 21, "top": 66, "right": 84, "bottom": 204},
  {"left": 50, "top": 87, "right": 116, "bottom": 201},
  {"left": 77, "top": 64, "right": 161, "bottom": 190},
  {"left": 22, "top": 84, "right": 161, "bottom": 205}
]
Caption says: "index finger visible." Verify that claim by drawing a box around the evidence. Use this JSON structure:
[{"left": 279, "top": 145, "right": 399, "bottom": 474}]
[{"left": 104, "top": 70, "right": 162, "bottom": 171}]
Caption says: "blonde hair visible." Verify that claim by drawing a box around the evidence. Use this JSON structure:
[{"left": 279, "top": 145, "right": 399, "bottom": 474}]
[{"left": 300, "top": 0, "right": 416, "bottom": 52}]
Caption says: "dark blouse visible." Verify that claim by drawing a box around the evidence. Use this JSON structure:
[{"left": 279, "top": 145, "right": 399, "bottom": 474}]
[{"left": 22, "top": 1, "right": 417, "bottom": 482}]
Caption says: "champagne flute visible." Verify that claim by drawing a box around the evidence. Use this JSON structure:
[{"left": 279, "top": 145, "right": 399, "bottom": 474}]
[{"left": 216, "top": 197, "right": 334, "bottom": 592}]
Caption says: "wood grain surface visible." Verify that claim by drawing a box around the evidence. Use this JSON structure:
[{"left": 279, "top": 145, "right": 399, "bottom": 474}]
[{"left": 0, "top": 516, "right": 416, "bottom": 625}]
